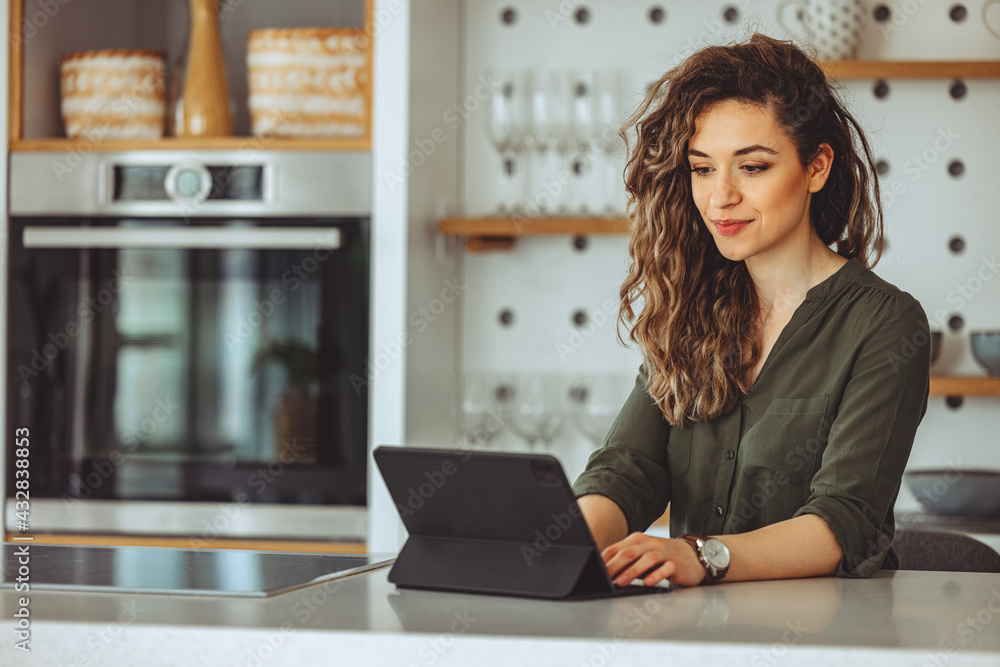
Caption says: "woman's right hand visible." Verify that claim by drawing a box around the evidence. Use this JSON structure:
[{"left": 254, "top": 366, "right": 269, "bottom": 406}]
[{"left": 602, "top": 532, "right": 708, "bottom": 588}]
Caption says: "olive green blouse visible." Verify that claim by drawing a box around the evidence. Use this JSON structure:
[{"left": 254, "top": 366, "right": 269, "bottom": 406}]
[{"left": 572, "top": 258, "right": 931, "bottom": 578}]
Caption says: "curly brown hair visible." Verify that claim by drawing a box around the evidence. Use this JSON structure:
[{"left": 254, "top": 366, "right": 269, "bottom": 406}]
[{"left": 618, "top": 33, "right": 884, "bottom": 426}]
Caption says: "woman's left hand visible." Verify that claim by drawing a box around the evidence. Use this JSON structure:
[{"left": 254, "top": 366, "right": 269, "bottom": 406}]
[{"left": 602, "top": 532, "right": 707, "bottom": 588}]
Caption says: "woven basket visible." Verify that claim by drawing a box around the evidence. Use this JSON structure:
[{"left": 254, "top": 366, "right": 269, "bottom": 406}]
[
  {"left": 247, "top": 28, "right": 369, "bottom": 139},
  {"left": 59, "top": 49, "right": 166, "bottom": 139}
]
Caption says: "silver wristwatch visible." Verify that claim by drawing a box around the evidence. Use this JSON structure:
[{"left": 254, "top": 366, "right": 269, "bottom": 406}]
[{"left": 678, "top": 534, "right": 731, "bottom": 584}]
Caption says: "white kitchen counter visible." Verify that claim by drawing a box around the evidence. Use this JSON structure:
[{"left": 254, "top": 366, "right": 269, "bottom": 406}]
[{"left": 2, "top": 548, "right": 1000, "bottom": 667}]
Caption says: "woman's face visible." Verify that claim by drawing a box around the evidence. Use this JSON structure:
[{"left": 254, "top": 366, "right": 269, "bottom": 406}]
[{"left": 687, "top": 99, "right": 832, "bottom": 265}]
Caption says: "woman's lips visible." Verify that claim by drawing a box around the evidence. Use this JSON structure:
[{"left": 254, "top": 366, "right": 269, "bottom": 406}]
[{"left": 712, "top": 219, "right": 752, "bottom": 236}]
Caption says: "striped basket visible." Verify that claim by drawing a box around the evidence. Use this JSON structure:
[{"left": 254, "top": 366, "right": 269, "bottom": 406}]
[
  {"left": 247, "top": 28, "right": 369, "bottom": 139},
  {"left": 59, "top": 49, "right": 166, "bottom": 140}
]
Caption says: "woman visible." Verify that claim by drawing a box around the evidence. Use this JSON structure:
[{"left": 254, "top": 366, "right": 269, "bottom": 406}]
[{"left": 573, "top": 33, "right": 930, "bottom": 587}]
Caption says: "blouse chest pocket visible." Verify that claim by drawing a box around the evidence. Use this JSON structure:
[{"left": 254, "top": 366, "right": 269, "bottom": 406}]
[{"left": 739, "top": 395, "right": 831, "bottom": 486}]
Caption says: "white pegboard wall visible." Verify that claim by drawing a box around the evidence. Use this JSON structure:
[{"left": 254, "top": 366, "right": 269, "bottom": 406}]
[
  {"left": 845, "top": 76, "right": 1000, "bottom": 371},
  {"left": 450, "top": 0, "right": 1000, "bottom": 478},
  {"left": 461, "top": 0, "right": 1000, "bottom": 217}
]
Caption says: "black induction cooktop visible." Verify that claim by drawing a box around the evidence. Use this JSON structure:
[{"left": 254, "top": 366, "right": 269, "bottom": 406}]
[{"left": 1, "top": 544, "right": 394, "bottom": 597}]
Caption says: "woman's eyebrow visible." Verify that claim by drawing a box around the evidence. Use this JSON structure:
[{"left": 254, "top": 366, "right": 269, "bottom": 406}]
[{"left": 687, "top": 145, "right": 779, "bottom": 158}]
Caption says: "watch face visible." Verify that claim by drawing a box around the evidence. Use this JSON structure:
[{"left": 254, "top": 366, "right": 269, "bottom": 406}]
[{"left": 703, "top": 538, "right": 731, "bottom": 569}]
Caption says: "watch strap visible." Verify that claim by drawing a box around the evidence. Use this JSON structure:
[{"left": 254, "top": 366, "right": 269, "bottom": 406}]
[{"left": 677, "top": 533, "right": 728, "bottom": 584}]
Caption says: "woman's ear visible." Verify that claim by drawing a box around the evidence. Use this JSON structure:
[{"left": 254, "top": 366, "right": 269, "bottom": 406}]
[{"left": 807, "top": 143, "right": 835, "bottom": 193}]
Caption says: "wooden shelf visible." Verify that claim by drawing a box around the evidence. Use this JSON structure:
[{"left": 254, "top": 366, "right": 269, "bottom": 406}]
[
  {"left": 818, "top": 60, "right": 1000, "bottom": 79},
  {"left": 439, "top": 216, "right": 629, "bottom": 236},
  {"left": 929, "top": 376, "right": 1000, "bottom": 396},
  {"left": 10, "top": 137, "right": 370, "bottom": 153},
  {"left": 440, "top": 217, "right": 629, "bottom": 250}
]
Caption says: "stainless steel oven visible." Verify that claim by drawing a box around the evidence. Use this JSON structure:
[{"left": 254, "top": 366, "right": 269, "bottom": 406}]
[{"left": 4, "top": 151, "right": 370, "bottom": 541}]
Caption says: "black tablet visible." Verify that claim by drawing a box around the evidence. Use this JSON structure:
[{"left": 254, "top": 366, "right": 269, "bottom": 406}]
[{"left": 373, "top": 445, "right": 670, "bottom": 600}]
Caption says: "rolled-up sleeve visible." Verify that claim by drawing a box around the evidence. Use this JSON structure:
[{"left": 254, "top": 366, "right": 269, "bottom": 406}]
[
  {"left": 794, "top": 298, "right": 931, "bottom": 578},
  {"left": 572, "top": 366, "right": 673, "bottom": 534}
]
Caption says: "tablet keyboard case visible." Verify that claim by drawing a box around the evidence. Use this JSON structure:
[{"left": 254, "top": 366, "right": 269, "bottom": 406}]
[{"left": 374, "top": 446, "right": 666, "bottom": 600}]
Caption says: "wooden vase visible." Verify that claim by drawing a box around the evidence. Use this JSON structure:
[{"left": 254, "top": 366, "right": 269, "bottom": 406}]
[{"left": 180, "top": 0, "right": 232, "bottom": 136}]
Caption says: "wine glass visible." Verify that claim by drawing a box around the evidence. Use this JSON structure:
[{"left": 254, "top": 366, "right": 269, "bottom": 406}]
[
  {"left": 526, "top": 70, "right": 573, "bottom": 214},
  {"left": 569, "top": 374, "right": 628, "bottom": 448},
  {"left": 509, "top": 374, "right": 564, "bottom": 450},
  {"left": 591, "top": 70, "right": 625, "bottom": 215},
  {"left": 483, "top": 69, "right": 527, "bottom": 214},
  {"left": 458, "top": 373, "right": 505, "bottom": 448},
  {"left": 570, "top": 70, "right": 599, "bottom": 215}
]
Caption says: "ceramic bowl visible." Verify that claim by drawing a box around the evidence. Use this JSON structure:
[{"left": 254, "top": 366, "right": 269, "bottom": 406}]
[
  {"left": 247, "top": 28, "right": 370, "bottom": 139},
  {"left": 970, "top": 331, "right": 1000, "bottom": 376},
  {"left": 904, "top": 469, "right": 1000, "bottom": 518},
  {"left": 59, "top": 49, "right": 166, "bottom": 139}
]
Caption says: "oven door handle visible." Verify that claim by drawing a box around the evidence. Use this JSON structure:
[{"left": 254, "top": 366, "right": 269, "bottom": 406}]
[{"left": 21, "top": 226, "right": 342, "bottom": 250}]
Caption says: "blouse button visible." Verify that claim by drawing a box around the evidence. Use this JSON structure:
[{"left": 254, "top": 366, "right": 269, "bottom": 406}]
[
  {"left": 725, "top": 450, "right": 735, "bottom": 460},
  {"left": 715, "top": 506, "right": 724, "bottom": 516}
]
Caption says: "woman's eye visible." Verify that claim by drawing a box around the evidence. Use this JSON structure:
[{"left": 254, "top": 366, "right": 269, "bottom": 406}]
[
  {"left": 743, "top": 165, "right": 768, "bottom": 175},
  {"left": 690, "top": 167, "right": 711, "bottom": 178}
]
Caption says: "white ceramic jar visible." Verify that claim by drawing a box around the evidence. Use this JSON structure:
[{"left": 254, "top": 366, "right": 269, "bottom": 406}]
[{"left": 778, "top": 0, "right": 864, "bottom": 60}]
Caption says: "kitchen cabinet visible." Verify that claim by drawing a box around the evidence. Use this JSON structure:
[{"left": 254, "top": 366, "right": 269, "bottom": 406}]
[
  {"left": 8, "top": 0, "right": 374, "bottom": 150},
  {"left": 1, "top": 0, "right": 393, "bottom": 545}
]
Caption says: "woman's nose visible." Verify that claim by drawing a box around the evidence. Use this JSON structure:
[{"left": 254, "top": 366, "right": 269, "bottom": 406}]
[{"left": 709, "top": 175, "right": 740, "bottom": 209}]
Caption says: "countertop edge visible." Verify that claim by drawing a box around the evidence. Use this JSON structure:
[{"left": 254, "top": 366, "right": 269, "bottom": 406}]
[{"left": 1, "top": 622, "right": 998, "bottom": 667}]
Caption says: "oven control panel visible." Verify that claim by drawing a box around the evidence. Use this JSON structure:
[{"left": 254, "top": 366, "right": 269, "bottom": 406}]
[
  {"left": 115, "top": 163, "right": 264, "bottom": 203},
  {"left": 8, "top": 151, "right": 371, "bottom": 217}
]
